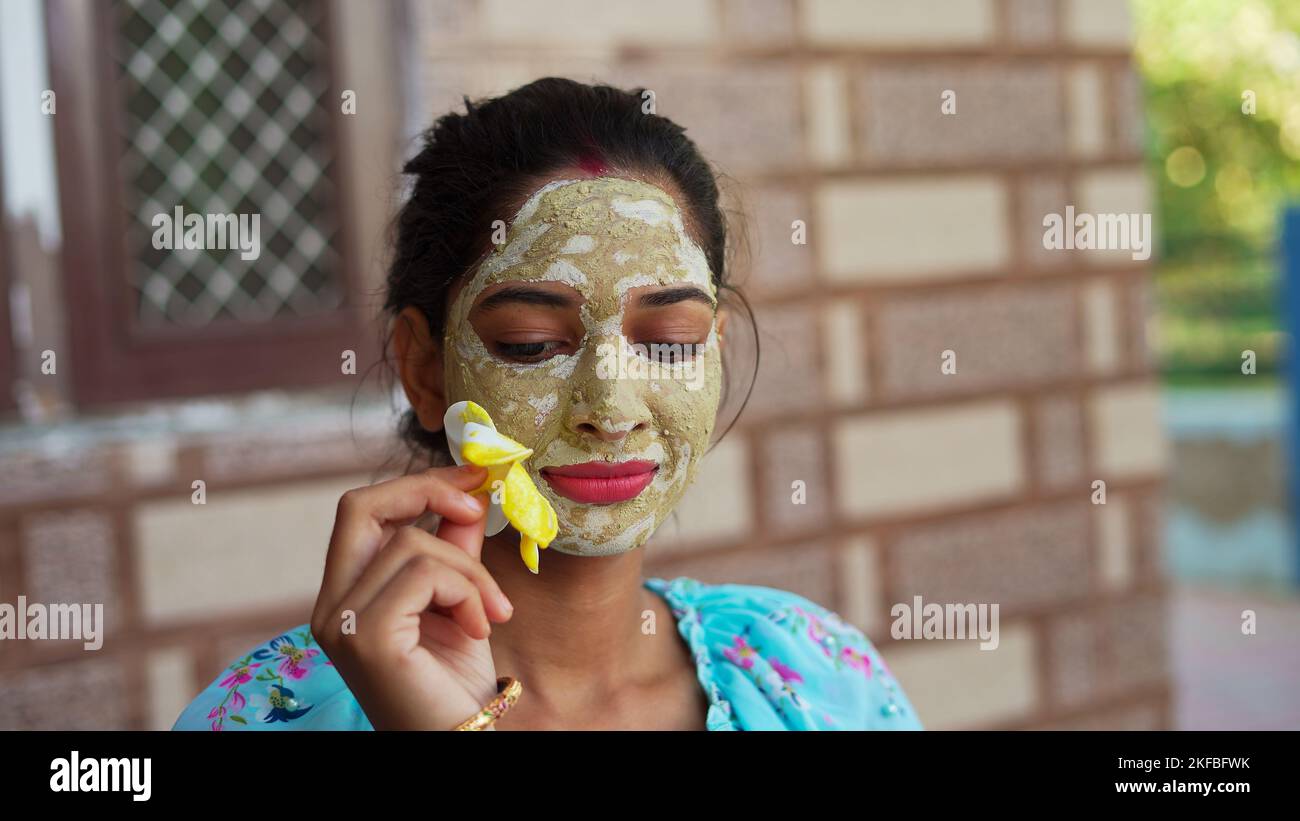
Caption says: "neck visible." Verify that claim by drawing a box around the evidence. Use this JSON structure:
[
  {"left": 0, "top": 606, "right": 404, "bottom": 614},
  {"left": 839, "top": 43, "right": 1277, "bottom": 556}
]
[{"left": 480, "top": 531, "right": 667, "bottom": 719}]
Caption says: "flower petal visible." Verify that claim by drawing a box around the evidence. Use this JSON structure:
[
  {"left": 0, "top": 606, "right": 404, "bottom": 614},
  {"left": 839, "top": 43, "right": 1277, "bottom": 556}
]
[
  {"left": 461, "top": 424, "right": 533, "bottom": 466},
  {"left": 440, "top": 400, "right": 559, "bottom": 572},
  {"left": 502, "top": 462, "right": 557, "bottom": 545},
  {"left": 443, "top": 401, "right": 496, "bottom": 466}
]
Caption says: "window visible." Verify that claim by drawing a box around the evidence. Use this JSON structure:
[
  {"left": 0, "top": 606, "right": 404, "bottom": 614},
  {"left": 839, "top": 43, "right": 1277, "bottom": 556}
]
[{"left": 46, "top": 0, "right": 373, "bottom": 407}]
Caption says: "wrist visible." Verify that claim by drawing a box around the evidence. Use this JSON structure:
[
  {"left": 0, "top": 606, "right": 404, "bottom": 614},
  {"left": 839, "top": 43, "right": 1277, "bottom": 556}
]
[{"left": 450, "top": 676, "right": 521, "bottom": 731}]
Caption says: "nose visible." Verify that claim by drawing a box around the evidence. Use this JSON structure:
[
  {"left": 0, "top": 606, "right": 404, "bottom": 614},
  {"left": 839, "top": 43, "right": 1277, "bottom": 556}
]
[
  {"left": 573, "top": 418, "right": 646, "bottom": 442},
  {"left": 568, "top": 391, "right": 651, "bottom": 442},
  {"left": 567, "top": 349, "right": 652, "bottom": 444}
]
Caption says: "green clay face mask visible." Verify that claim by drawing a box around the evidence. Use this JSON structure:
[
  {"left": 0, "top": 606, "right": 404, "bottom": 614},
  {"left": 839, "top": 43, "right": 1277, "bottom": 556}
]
[{"left": 442, "top": 176, "right": 723, "bottom": 556}]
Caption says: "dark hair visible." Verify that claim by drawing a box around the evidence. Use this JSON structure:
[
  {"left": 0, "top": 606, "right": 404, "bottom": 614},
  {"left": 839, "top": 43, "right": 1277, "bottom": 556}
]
[{"left": 378, "top": 77, "right": 757, "bottom": 471}]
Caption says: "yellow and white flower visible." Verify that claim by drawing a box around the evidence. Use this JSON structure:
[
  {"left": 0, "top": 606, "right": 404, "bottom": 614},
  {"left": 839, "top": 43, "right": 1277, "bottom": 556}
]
[{"left": 443, "top": 400, "right": 559, "bottom": 574}]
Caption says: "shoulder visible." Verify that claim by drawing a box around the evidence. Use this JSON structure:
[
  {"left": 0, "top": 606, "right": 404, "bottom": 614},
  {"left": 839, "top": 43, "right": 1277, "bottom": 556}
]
[
  {"left": 647, "top": 576, "right": 923, "bottom": 730},
  {"left": 171, "top": 625, "right": 371, "bottom": 731}
]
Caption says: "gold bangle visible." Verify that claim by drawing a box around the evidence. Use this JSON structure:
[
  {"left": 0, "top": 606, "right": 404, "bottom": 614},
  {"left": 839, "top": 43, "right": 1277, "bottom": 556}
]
[{"left": 452, "top": 676, "right": 522, "bottom": 730}]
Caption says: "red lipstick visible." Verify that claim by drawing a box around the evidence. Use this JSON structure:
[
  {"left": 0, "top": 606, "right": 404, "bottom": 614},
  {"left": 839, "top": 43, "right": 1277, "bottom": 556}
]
[{"left": 541, "top": 460, "right": 658, "bottom": 504}]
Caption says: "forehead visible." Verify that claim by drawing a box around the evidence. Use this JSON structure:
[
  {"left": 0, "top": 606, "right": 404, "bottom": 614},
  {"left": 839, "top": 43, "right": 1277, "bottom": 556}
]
[{"left": 468, "top": 176, "right": 715, "bottom": 299}]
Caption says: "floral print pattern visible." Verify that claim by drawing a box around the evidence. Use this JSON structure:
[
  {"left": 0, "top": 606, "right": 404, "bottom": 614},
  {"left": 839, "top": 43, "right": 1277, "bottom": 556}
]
[
  {"left": 645, "top": 577, "right": 921, "bottom": 730},
  {"left": 206, "top": 629, "right": 322, "bottom": 730},
  {"left": 174, "top": 578, "right": 922, "bottom": 731}
]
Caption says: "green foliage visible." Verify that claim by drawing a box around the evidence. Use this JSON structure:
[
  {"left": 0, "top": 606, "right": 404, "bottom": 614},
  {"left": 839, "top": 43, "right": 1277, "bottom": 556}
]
[
  {"left": 1133, "top": 0, "right": 1300, "bottom": 382},
  {"left": 1135, "top": 0, "right": 1300, "bottom": 259}
]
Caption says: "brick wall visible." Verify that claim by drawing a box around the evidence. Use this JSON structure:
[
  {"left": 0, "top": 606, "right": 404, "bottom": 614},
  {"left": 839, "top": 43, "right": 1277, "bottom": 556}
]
[
  {"left": 0, "top": 0, "right": 1170, "bottom": 730},
  {"left": 410, "top": 0, "right": 1171, "bottom": 729}
]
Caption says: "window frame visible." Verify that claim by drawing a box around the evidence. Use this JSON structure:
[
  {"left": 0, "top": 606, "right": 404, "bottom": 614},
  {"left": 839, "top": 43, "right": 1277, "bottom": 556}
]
[
  {"left": 45, "top": 0, "right": 374, "bottom": 408},
  {"left": 0, "top": 119, "right": 14, "bottom": 413}
]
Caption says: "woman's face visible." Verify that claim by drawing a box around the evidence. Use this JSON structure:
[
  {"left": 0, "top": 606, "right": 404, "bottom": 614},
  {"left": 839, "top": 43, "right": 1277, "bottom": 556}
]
[{"left": 442, "top": 176, "right": 724, "bottom": 556}]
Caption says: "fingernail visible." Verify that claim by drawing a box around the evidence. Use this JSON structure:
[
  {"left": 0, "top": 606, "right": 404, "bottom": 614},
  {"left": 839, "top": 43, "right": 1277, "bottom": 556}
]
[
  {"left": 463, "top": 493, "right": 486, "bottom": 512},
  {"left": 499, "top": 592, "right": 513, "bottom": 613}
]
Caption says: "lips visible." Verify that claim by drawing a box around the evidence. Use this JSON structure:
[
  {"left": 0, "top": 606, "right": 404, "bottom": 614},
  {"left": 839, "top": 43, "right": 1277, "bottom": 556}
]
[{"left": 540, "top": 460, "right": 658, "bottom": 504}]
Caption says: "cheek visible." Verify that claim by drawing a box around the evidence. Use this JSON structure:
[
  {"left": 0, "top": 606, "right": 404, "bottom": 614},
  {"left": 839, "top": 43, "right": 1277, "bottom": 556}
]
[
  {"left": 645, "top": 341, "right": 724, "bottom": 447},
  {"left": 443, "top": 329, "right": 571, "bottom": 436},
  {"left": 644, "top": 351, "right": 724, "bottom": 498}
]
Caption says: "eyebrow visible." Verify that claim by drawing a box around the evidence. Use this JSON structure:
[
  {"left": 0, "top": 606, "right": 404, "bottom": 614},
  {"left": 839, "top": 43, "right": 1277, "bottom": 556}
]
[
  {"left": 637, "top": 286, "right": 716, "bottom": 309},
  {"left": 474, "top": 284, "right": 582, "bottom": 313}
]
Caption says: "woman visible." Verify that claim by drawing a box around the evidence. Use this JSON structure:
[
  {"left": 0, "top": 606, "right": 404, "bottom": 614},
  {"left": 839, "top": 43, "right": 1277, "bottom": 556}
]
[{"left": 173, "top": 77, "right": 922, "bottom": 731}]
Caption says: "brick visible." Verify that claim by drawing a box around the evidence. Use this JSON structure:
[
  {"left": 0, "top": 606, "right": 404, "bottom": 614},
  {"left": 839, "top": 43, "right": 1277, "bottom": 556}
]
[
  {"left": 727, "top": 302, "right": 822, "bottom": 419},
  {"left": 1033, "top": 394, "right": 1086, "bottom": 492},
  {"left": 805, "top": 64, "right": 851, "bottom": 167},
  {"left": 0, "top": 657, "right": 128, "bottom": 729},
  {"left": 839, "top": 535, "right": 883, "bottom": 636},
  {"left": 1047, "top": 609, "right": 1100, "bottom": 707},
  {"left": 647, "top": 541, "right": 836, "bottom": 610},
  {"left": 416, "top": 0, "right": 477, "bottom": 40},
  {"left": 738, "top": 183, "right": 814, "bottom": 296},
  {"left": 1125, "top": 274, "right": 1160, "bottom": 371},
  {"left": 834, "top": 400, "right": 1024, "bottom": 518},
  {"left": 21, "top": 510, "right": 120, "bottom": 641},
  {"left": 0, "top": 446, "right": 114, "bottom": 508},
  {"left": 0, "top": 522, "right": 19, "bottom": 608},
  {"left": 416, "top": 59, "right": 609, "bottom": 129},
  {"left": 1076, "top": 168, "right": 1155, "bottom": 266},
  {"left": 133, "top": 474, "right": 372, "bottom": 623},
  {"left": 1013, "top": 176, "right": 1066, "bottom": 272},
  {"left": 605, "top": 64, "right": 803, "bottom": 174},
  {"left": 1067, "top": 64, "right": 1106, "bottom": 157},
  {"left": 122, "top": 437, "right": 179, "bottom": 487},
  {"left": 1131, "top": 488, "right": 1168, "bottom": 581},
  {"left": 757, "top": 423, "right": 829, "bottom": 534},
  {"left": 1043, "top": 701, "right": 1164, "bottom": 730},
  {"left": 876, "top": 283, "right": 1080, "bottom": 399},
  {"left": 649, "top": 436, "right": 752, "bottom": 549},
  {"left": 1089, "top": 382, "right": 1169, "bottom": 478},
  {"left": 818, "top": 176, "right": 1009, "bottom": 282},
  {"left": 202, "top": 420, "right": 394, "bottom": 483},
  {"left": 891, "top": 501, "right": 1092, "bottom": 612},
  {"left": 801, "top": 0, "right": 995, "bottom": 45},
  {"left": 1064, "top": 0, "right": 1133, "bottom": 47},
  {"left": 856, "top": 63, "right": 1065, "bottom": 165},
  {"left": 1103, "top": 593, "right": 1170, "bottom": 695},
  {"left": 885, "top": 623, "right": 1037, "bottom": 729},
  {"left": 1082, "top": 278, "right": 1122, "bottom": 374},
  {"left": 1112, "top": 64, "right": 1147, "bottom": 155},
  {"left": 1049, "top": 594, "right": 1169, "bottom": 708},
  {"left": 147, "top": 647, "right": 194, "bottom": 730},
  {"left": 1095, "top": 493, "right": 1132, "bottom": 590},
  {"left": 1006, "top": 0, "right": 1058, "bottom": 45},
  {"left": 478, "top": 0, "right": 719, "bottom": 44},
  {"left": 823, "top": 299, "right": 868, "bottom": 407},
  {"left": 1019, "top": 174, "right": 1072, "bottom": 271},
  {"left": 721, "top": 0, "right": 796, "bottom": 44}
]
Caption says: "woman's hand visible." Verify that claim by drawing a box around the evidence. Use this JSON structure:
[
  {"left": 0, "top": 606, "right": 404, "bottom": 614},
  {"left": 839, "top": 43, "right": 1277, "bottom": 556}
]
[{"left": 310, "top": 464, "right": 514, "bottom": 730}]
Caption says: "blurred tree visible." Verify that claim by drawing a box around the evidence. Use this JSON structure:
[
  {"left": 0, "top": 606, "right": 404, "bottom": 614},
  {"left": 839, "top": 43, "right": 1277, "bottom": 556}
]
[{"left": 1133, "top": 0, "right": 1300, "bottom": 381}]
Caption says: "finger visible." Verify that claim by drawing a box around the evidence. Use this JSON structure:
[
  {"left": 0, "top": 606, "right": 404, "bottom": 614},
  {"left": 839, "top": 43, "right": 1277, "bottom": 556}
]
[
  {"left": 319, "top": 466, "right": 488, "bottom": 616},
  {"left": 341, "top": 526, "right": 510, "bottom": 622},
  {"left": 435, "top": 499, "right": 490, "bottom": 562},
  {"left": 366, "top": 556, "right": 491, "bottom": 642},
  {"left": 349, "top": 465, "right": 490, "bottom": 525}
]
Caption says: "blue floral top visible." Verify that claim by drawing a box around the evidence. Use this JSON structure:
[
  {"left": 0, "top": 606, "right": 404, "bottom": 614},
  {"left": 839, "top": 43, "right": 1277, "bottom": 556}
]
[{"left": 172, "top": 576, "right": 923, "bottom": 731}]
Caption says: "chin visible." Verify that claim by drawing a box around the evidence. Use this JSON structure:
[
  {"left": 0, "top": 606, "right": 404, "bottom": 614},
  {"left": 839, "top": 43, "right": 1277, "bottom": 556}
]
[{"left": 541, "top": 500, "right": 667, "bottom": 557}]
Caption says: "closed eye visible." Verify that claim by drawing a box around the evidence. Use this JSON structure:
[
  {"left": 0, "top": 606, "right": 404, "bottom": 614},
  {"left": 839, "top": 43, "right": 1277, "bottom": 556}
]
[{"left": 494, "top": 340, "right": 567, "bottom": 363}]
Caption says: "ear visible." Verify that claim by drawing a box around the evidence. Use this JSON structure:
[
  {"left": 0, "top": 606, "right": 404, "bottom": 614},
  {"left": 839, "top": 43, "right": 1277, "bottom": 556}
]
[
  {"left": 393, "top": 306, "right": 448, "bottom": 434},
  {"left": 715, "top": 306, "right": 730, "bottom": 355}
]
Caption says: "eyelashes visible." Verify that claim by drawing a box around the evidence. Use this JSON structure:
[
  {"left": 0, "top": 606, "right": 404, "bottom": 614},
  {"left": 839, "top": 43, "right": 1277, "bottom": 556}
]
[
  {"left": 494, "top": 340, "right": 564, "bottom": 363},
  {"left": 492, "top": 339, "right": 706, "bottom": 365}
]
